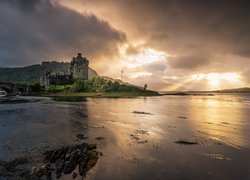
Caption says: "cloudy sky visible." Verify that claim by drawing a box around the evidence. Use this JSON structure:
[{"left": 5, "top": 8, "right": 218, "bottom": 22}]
[{"left": 1, "top": 0, "right": 250, "bottom": 91}]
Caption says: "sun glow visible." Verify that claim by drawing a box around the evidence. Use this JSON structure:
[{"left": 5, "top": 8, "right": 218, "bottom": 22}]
[
  {"left": 119, "top": 44, "right": 167, "bottom": 68},
  {"left": 192, "top": 72, "right": 241, "bottom": 89},
  {"left": 131, "top": 72, "right": 152, "bottom": 78},
  {"left": 207, "top": 73, "right": 221, "bottom": 87},
  {"left": 118, "top": 43, "right": 168, "bottom": 81}
]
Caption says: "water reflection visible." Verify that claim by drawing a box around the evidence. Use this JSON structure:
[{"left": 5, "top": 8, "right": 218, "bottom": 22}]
[
  {"left": 188, "top": 96, "right": 249, "bottom": 148},
  {"left": 0, "top": 97, "right": 90, "bottom": 159},
  {"left": 0, "top": 95, "right": 250, "bottom": 179}
]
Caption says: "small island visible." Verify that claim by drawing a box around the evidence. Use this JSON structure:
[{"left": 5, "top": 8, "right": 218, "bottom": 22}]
[
  {"left": 39, "top": 53, "right": 159, "bottom": 100},
  {"left": 41, "top": 77, "right": 159, "bottom": 101},
  {"left": 0, "top": 53, "right": 159, "bottom": 100}
]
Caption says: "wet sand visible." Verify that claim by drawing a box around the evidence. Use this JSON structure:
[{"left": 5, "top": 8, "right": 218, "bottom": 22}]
[{"left": 0, "top": 94, "right": 250, "bottom": 179}]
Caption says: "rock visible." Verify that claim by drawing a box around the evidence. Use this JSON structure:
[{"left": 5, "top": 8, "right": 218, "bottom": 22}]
[
  {"left": 41, "top": 163, "right": 51, "bottom": 171},
  {"left": 95, "top": 137, "right": 105, "bottom": 140},
  {"left": 132, "top": 111, "right": 153, "bottom": 115},
  {"left": 87, "top": 144, "right": 97, "bottom": 150},
  {"left": 175, "top": 140, "right": 198, "bottom": 145},
  {"left": 30, "top": 167, "right": 43, "bottom": 177},
  {"left": 56, "top": 172, "right": 61, "bottom": 179},
  {"left": 31, "top": 166, "right": 40, "bottom": 176},
  {"left": 77, "top": 144, "right": 88, "bottom": 152},
  {"left": 130, "top": 134, "right": 148, "bottom": 144},
  {"left": 43, "top": 150, "right": 54, "bottom": 162},
  {"left": 135, "top": 129, "right": 149, "bottom": 135},
  {"left": 201, "top": 153, "right": 232, "bottom": 160},
  {"left": 55, "top": 159, "right": 64, "bottom": 175},
  {"left": 65, "top": 152, "right": 71, "bottom": 161},
  {"left": 30, "top": 163, "right": 51, "bottom": 177},
  {"left": 47, "top": 171, "right": 52, "bottom": 180},
  {"left": 75, "top": 111, "right": 88, "bottom": 117},
  {"left": 37, "top": 143, "right": 99, "bottom": 179},
  {"left": 0, "top": 157, "right": 31, "bottom": 178},
  {"left": 56, "top": 163, "right": 64, "bottom": 176},
  {"left": 90, "top": 124, "right": 105, "bottom": 128},
  {"left": 63, "top": 154, "right": 78, "bottom": 174},
  {"left": 42, "top": 163, "right": 51, "bottom": 176},
  {"left": 86, "top": 151, "right": 99, "bottom": 171},
  {"left": 78, "top": 160, "right": 87, "bottom": 176},
  {"left": 90, "top": 151, "right": 99, "bottom": 158},
  {"left": 6, "top": 157, "right": 29, "bottom": 168},
  {"left": 49, "top": 148, "right": 67, "bottom": 163},
  {"left": 86, "top": 159, "right": 98, "bottom": 172},
  {"left": 0, "top": 157, "right": 29, "bottom": 171},
  {"left": 76, "top": 134, "right": 88, "bottom": 140},
  {"left": 177, "top": 116, "right": 187, "bottom": 119},
  {"left": 77, "top": 153, "right": 87, "bottom": 165},
  {"left": 72, "top": 171, "right": 78, "bottom": 179}
]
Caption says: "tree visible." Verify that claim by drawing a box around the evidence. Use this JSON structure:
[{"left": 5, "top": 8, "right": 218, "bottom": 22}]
[
  {"left": 33, "top": 83, "right": 42, "bottom": 92},
  {"left": 71, "top": 80, "right": 87, "bottom": 92},
  {"left": 112, "top": 82, "right": 120, "bottom": 92},
  {"left": 144, "top": 84, "right": 148, "bottom": 91}
]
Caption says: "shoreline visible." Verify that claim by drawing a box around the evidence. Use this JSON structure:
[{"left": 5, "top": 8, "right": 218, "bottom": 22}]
[{"left": 37, "top": 91, "right": 161, "bottom": 101}]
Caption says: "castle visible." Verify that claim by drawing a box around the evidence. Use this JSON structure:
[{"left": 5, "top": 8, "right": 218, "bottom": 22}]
[
  {"left": 40, "top": 53, "right": 89, "bottom": 86},
  {"left": 70, "top": 53, "right": 89, "bottom": 80}
]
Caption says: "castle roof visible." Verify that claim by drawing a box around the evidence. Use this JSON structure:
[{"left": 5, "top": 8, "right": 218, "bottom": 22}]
[{"left": 72, "top": 53, "right": 89, "bottom": 65}]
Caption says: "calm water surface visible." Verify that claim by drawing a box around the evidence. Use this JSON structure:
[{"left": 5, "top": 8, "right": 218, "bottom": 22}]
[{"left": 0, "top": 94, "right": 250, "bottom": 179}]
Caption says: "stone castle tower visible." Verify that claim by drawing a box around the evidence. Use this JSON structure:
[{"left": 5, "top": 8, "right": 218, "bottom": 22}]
[{"left": 70, "top": 53, "right": 89, "bottom": 80}]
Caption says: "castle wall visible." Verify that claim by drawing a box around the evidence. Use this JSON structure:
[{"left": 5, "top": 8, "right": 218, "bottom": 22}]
[
  {"left": 70, "top": 53, "right": 89, "bottom": 80},
  {"left": 72, "top": 64, "right": 88, "bottom": 79},
  {"left": 40, "top": 74, "right": 73, "bottom": 86},
  {"left": 40, "top": 53, "right": 89, "bottom": 86}
]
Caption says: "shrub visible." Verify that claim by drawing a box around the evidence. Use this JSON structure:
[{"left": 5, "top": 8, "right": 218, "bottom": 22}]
[{"left": 71, "top": 80, "right": 87, "bottom": 92}]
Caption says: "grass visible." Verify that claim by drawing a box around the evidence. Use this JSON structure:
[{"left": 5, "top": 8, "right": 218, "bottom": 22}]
[
  {"left": 44, "top": 91, "right": 160, "bottom": 101},
  {"left": 39, "top": 79, "right": 161, "bottom": 101},
  {"left": 46, "top": 85, "right": 71, "bottom": 93}
]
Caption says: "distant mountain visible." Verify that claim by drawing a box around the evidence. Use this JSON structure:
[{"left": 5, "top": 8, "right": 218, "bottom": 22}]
[
  {"left": 0, "top": 62, "right": 98, "bottom": 84},
  {"left": 217, "top": 87, "right": 250, "bottom": 93}
]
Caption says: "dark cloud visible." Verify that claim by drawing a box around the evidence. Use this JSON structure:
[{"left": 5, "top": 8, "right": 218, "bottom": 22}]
[
  {"left": 134, "top": 61, "right": 167, "bottom": 74},
  {"left": 148, "top": 0, "right": 250, "bottom": 61},
  {"left": 125, "top": 44, "right": 139, "bottom": 55},
  {"left": 1, "top": 0, "right": 250, "bottom": 89},
  {"left": 128, "top": 74, "right": 167, "bottom": 91},
  {"left": 64, "top": 0, "right": 250, "bottom": 71},
  {"left": 56, "top": 0, "right": 250, "bottom": 89},
  {"left": 0, "top": 0, "right": 126, "bottom": 67},
  {"left": 168, "top": 54, "right": 211, "bottom": 70},
  {"left": 1, "top": 0, "right": 39, "bottom": 11},
  {"left": 242, "top": 70, "right": 250, "bottom": 84}
]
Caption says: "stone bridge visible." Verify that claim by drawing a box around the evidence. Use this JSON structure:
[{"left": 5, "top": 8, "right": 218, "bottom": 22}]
[{"left": 0, "top": 82, "right": 32, "bottom": 95}]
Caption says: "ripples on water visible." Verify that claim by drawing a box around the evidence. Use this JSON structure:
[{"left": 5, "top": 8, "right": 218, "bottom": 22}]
[{"left": 0, "top": 94, "right": 250, "bottom": 179}]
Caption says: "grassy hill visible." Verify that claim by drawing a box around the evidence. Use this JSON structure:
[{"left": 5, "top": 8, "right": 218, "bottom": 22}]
[
  {"left": 0, "top": 62, "right": 98, "bottom": 84},
  {"left": 44, "top": 77, "right": 159, "bottom": 99}
]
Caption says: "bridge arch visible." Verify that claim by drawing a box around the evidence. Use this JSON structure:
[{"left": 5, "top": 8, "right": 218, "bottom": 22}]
[
  {"left": 0, "top": 82, "right": 33, "bottom": 96},
  {"left": 0, "top": 86, "right": 12, "bottom": 93}
]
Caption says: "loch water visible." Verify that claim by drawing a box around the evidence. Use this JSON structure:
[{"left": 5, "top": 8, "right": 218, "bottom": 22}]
[{"left": 0, "top": 94, "right": 250, "bottom": 179}]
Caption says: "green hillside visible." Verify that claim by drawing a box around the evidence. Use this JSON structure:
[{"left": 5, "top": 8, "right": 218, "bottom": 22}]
[
  {"left": 44, "top": 77, "right": 159, "bottom": 99},
  {"left": 0, "top": 62, "right": 98, "bottom": 84}
]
